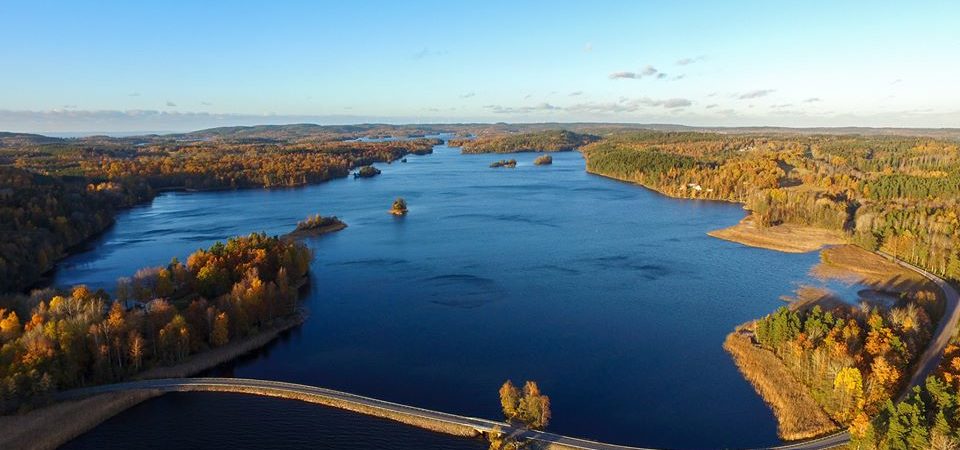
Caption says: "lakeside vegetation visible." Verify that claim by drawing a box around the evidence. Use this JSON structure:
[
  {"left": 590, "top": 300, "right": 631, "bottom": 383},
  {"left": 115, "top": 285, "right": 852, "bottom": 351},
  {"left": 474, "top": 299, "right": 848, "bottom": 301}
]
[
  {"left": 490, "top": 159, "right": 517, "bottom": 168},
  {"left": 0, "top": 232, "right": 311, "bottom": 412},
  {"left": 390, "top": 197, "right": 408, "bottom": 216},
  {"left": 578, "top": 130, "right": 960, "bottom": 446},
  {"left": 452, "top": 130, "right": 598, "bottom": 154},
  {"left": 285, "top": 214, "right": 347, "bottom": 240},
  {"left": 355, "top": 165, "right": 381, "bottom": 178},
  {"left": 0, "top": 131, "right": 436, "bottom": 295},
  {"left": 533, "top": 155, "right": 552, "bottom": 166},
  {"left": 487, "top": 380, "right": 552, "bottom": 450}
]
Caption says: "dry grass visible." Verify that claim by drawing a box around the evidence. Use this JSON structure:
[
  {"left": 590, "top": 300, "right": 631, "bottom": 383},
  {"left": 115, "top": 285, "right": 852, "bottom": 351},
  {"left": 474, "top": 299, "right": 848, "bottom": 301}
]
[
  {"left": 814, "top": 245, "right": 944, "bottom": 319},
  {"left": 0, "top": 390, "right": 161, "bottom": 450},
  {"left": 724, "top": 332, "right": 839, "bottom": 441},
  {"left": 708, "top": 217, "right": 847, "bottom": 253}
]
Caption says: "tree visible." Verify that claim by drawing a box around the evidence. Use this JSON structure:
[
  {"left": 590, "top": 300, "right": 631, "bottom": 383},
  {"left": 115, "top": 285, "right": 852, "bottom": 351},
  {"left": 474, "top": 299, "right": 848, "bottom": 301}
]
[
  {"left": 519, "top": 381, "right": 551, "bottom": 430},
  {"left": 127, "top": 330, "right": 144, "bottom": 371},
  {"left": 833, "top": 367, "right": 864, "bottom": 422},
  {"left": 499, "top": 380, "right": 520, "bottom": 420},
  {"left": 211, "top": 311, "right": 230, "bottom": 347}
]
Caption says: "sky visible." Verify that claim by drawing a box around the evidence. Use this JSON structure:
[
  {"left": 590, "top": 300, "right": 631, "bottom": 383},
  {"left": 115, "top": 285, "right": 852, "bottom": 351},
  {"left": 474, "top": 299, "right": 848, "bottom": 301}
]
[{"left": 1, "top": 0, "right": 959, "bottom": 133}]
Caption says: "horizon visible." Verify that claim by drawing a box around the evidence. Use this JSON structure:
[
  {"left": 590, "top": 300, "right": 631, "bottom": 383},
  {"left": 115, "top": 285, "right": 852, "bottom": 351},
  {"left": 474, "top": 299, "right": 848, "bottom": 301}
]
[{"left": 3, "top": 0, "right": 959, "bottom": 133}]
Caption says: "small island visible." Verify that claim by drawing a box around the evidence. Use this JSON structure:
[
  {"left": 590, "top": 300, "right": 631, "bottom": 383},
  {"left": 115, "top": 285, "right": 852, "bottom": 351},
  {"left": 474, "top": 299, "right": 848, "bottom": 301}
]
[
  {"left": 489, "top": 159, "right": 517, "bottom": 168},
  {"left": 533, "top": 155, "right": 552, "bottom": 165},
  {"left": 390, "top": 197, "right": 408, "bottom": 216},
  {"left": 354, "top": 165, "right": 381, "bottom": 178},
  {"left": 284, "top": 214, "right": 347, "bottom": 240}
]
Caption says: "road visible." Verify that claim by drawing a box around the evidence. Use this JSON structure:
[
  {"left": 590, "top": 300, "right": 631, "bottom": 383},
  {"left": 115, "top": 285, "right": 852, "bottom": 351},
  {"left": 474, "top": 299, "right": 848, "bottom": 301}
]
[
  {"left": 56, "top": 256, "right": 958, "bottom": 450},
  {"left": 58, "top": 377, "right": 654, "bottom": 450},
  {"left": 762, "top": 253, "right": 960, "bottom": 450}
]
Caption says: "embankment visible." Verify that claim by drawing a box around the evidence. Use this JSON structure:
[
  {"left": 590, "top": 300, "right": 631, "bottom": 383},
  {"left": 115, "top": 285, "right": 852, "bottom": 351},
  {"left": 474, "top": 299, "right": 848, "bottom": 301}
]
[{"left": 0, "top": 313, "right": 305, "bottom": 450}]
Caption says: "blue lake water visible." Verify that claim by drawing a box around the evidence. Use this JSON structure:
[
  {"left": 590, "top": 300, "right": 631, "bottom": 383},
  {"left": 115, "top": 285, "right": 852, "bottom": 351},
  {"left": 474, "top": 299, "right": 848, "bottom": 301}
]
[{"left": 58, "top": 144, "right": 860, "bottom": 449}]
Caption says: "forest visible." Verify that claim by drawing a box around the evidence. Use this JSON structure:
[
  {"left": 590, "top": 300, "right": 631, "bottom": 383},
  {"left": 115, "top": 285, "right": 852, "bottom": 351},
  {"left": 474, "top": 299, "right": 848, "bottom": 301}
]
[
  {"left": 0, "top": 232, "right": 312, "bottom": 412},
  {"left": 451, "top": 130, "right": 599, "bottom": 154},
  {"left": 0, "top": 134, "right": 437, "bottom": 294},
  {"left": 579, "top": 130, "right": 960, "bottom": 446}
]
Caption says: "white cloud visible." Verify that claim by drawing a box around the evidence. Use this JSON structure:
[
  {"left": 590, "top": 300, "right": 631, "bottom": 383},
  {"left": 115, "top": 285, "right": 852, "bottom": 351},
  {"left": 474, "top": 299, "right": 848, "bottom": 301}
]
[{"left": 738, "top": 89, "right": 775, "bottom": 99}]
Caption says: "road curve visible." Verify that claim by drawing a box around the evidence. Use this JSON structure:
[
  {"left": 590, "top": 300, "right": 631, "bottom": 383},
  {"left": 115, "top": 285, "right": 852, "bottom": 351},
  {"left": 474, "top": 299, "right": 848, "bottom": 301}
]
[
  {"left": 55, "top": 256, "right": 958, "bottom": 450},
  {"left": 58, "top": 377, "right": 655, "bottom": 450},
  {"left": 761, "top": 253, "right": 960, "bottom": 450}
]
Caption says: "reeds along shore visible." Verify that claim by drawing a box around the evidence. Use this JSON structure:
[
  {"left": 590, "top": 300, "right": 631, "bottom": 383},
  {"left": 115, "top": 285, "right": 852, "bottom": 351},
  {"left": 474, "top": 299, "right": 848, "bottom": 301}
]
[{"left": 723, "top": 332, "right": 839, "bottom": 440}]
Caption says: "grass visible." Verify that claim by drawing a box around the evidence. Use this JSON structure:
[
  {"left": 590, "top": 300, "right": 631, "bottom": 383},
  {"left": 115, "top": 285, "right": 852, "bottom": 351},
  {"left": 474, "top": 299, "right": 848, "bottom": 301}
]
[
  {"left": 724, "top": 331, "right": 839, "bottom": 441},
  {"left": 708, "top": 217, "right": 847, "bottom": 254}
]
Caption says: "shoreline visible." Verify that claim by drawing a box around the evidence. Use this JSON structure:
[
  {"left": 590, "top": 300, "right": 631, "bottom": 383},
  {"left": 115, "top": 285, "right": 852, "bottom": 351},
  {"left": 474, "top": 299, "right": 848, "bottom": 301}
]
[{"left": 0, "top": 312, "right": 306, "bottom": 450}]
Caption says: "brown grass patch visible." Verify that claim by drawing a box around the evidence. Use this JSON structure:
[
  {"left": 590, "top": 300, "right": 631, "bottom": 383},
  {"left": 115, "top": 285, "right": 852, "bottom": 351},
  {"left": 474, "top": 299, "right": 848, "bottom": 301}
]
[
  {"left": 814, "top": 245, "right": 944, "bottom": 319},
  {"left": 724, "top": 332, "right": 839, "bottom": 440},
  {"left": 708, "top": 217, "right": 846, "bottom": 253},
  {"left": 0, "top": 390, "right": 160, "bottom": 450}
]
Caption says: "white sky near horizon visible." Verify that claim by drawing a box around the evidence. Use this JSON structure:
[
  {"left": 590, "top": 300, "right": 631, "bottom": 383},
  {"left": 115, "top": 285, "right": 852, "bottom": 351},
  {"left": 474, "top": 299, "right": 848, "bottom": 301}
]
[{"left": 1, "top": 0, "right": 959, "bottom": 133}]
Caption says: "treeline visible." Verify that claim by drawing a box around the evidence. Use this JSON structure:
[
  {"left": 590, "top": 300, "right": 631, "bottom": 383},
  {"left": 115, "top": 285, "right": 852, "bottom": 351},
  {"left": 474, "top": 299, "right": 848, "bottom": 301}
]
[
  {"left": 0, "top": 138, "right": 437, "bottom": 294},
  {"left": 754, "top": 302, "right": 935, "bottom": 427},
  {"left": 0, "top": 233, "right": 311, "bottom": 411},
  {"left": 0, "top": 167, "right": 150, "bottom": 293},
  {"left": 852, "top": 331, "right": 960, "bottom": 448},
  {"left": 581, "top": 131, "right": 960, "bottom": 284},
  {"left": 452, "top": 130, "right": 598, "bottom": 154}
]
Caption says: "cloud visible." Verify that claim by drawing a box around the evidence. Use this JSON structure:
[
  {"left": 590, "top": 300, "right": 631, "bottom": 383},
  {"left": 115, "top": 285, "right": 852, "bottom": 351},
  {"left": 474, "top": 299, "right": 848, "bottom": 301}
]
[
  {"left": 583, "top": 42, "right": 593, "bottom": 52},
  {"left": 609, "top": 65, "right": 666, "bottom": 80},
  {"left": 565, "top": 97, "right": 693, "bottom": 113},
  {"left": 657, "top": 98, "right": 692, "bottom": 108},
  {"left": 771, "top": 103, "right": 794, "bottom": 109},
  {"left": 128, "top": 92, "right": 140, "bottom": 97},
  {"left": 484, "top": 103, "right": 560, "bottom": 114},
  {"left": 609, "top": 71, "right": 641, "bottom": 79},
  {"left": 705, "top": 104, "right": 719, "bottom": 109},
  {"left": 166, "top": 101, "right": 177, "bottom": 107},
  {"left": 63, "top": 105, "right": 77, "bottom": 109},
  {"left": 675, "top": 55, "right": 706, "bottom": 66},
  {"left": 200, "top": 101, "right": 213, "bottom": 106},
  {"left": 672, "top": 75, "right": 686, "bottom": 81},
  {"left": 738, "top": 89, "right": 775, "bottom": 99},
  {"left": 803, "top": 97, "right": 821, "bottom": 103},
  {"left": 891, "top": 78, "right": 903, "bottom": 85},
  {"left": 412, "top": 47, "right": 448, "bottom": 60},
  {"left": 459, "top": 92, "right": 476, "bottom": 99},
  {"left": 523, "top": 94, "right": 532, "bottom": 100},
  {"left": 569, "top": 91, "right": 583, "bottom": 97}
]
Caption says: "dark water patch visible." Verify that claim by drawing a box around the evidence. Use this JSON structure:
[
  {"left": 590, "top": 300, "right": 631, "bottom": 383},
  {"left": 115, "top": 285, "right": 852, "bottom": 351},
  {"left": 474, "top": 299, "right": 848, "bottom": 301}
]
[
  {"left": 535, "top": 264, "right": 581, "bottom": 275},
  {"left": 332, "top": 258, "right": 410, "bottom": 268}
]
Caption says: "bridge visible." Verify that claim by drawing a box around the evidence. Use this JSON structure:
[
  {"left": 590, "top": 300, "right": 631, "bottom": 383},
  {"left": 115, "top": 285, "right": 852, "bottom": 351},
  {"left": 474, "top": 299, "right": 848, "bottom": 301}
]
[{"left": 58, "top": 254, "right": 959, "bottom": 450}]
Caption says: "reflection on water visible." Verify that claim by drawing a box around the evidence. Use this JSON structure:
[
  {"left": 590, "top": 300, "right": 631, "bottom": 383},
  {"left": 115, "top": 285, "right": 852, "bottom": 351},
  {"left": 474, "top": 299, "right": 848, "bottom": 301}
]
[{"left": 54, "top": 145, "right": 863, "bottom": 448}]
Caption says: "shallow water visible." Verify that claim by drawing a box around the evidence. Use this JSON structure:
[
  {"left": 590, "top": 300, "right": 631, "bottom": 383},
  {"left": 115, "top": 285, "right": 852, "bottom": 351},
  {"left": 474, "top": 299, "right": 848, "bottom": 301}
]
[{"left": 57, "top": 144, "right": 862, "bottom": 448}]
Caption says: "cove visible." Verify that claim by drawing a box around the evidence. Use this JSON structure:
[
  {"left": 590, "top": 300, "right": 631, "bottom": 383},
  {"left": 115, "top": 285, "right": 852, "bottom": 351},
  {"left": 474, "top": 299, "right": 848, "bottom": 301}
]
[{"left": 57, "top": 143, "right": 863, "bottom": 449}]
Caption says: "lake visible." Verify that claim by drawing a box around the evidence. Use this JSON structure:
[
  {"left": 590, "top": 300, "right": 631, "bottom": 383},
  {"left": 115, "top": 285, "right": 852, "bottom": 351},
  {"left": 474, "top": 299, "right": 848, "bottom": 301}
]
[{"left": 59, "top": 142, "right": 862, "bottom": 449}]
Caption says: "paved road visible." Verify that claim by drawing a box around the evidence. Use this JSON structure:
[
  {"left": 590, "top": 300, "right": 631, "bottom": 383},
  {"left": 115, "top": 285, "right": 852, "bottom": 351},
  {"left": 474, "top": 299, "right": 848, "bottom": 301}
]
[
  {"left": 761, "top": 253, "right": 960, "bottom": 450},
  {"left": 59, "top": 377, "right": 654, "bottom": 450},
  {"left": 56, "top": 256, "right": 958, "bottom": 450}
]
